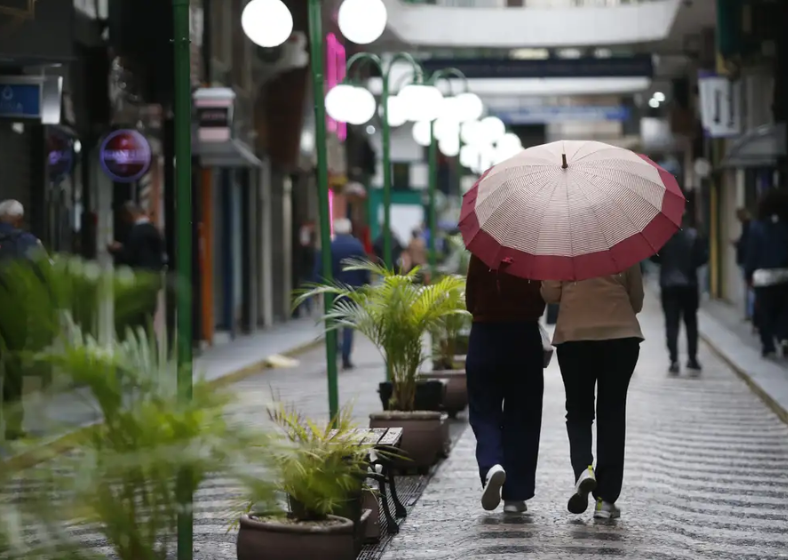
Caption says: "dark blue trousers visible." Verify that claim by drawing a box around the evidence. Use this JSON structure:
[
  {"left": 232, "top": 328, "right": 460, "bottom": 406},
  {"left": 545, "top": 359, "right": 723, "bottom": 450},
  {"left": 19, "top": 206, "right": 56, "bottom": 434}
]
[{"left": 466, "top": 321, "right": 544, "bottom": 501}]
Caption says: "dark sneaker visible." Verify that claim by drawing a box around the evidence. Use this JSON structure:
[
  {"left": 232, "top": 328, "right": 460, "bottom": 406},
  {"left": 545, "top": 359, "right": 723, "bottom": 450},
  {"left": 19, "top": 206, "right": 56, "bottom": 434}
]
[
  {"left": 762, "top": 349, "right": 777, "bottom": 359},
  {"left": 668, "top": 362, "right": 680, "bottom": 375},
  {"left": 687, "top": 359, "right": 702, "bottom": 375},
  {"left": 342, "top": 362, "right": 355, "bottom": 371}
]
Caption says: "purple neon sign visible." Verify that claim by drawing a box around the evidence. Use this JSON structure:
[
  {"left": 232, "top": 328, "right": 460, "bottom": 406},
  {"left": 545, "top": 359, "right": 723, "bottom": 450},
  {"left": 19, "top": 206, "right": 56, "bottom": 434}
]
[{"left": 99, "top": 129, "right": 152, "bottom": 183}]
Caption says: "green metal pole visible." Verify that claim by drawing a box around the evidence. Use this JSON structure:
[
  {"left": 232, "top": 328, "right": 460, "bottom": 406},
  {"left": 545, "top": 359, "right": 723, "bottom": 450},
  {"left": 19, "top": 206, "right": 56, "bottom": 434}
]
[
  {"left": 308, "top": 0, "right": 339, "bottom": 420},
  {"left": 381, "top": 76, "right": 392, "bottom": 269},
  {"left": 428, "top": 121, "right": 438, "bottom": 276},
  {"left": 173, "top": 0, "right": 193, "bottom": 558}
]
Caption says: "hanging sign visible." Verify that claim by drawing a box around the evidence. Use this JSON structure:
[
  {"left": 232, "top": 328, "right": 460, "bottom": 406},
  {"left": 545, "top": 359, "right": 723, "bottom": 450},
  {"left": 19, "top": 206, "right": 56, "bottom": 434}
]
[
  {"left": 698, "top": 71, "right": 742, "bottom": 138},
  {"left": 99, "top": 129, "right": 152, "bottom": 183},
  {"left": 46, "top": 131, "right": 75, "bottom": 184}
]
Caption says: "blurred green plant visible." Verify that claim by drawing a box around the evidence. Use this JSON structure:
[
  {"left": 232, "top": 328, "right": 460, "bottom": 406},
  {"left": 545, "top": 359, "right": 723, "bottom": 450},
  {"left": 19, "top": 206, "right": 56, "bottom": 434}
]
[
  {"left": 294, "top": 259, "right": 467, "bottom": 411},
  {"left": 429, "top": 279, "right": 470, "bottom": 370},
  {"left": 0, "top": 257, "right": 272, "bottom": 560}
]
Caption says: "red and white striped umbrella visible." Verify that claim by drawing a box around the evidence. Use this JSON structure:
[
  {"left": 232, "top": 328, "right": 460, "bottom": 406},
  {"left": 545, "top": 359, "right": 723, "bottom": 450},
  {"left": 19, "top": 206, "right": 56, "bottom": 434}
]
[{"left": 459, "top": 140, "right": 685, "bottom": 281}]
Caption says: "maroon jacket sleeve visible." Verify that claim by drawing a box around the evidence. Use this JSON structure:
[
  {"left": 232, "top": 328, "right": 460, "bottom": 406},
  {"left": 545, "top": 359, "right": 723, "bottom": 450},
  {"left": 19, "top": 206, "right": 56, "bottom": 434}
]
[{"left": 465, "top": 255, "right": 480, "bottom": 314}]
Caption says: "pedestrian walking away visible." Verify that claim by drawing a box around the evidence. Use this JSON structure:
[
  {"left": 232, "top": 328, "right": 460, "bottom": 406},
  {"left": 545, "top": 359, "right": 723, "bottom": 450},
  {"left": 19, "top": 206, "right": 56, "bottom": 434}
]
[
  {"left": 314, "top": 218, "right": 369, "bottom": 370},
  {"left": 650, "top": 210, "right": 708, "bottom": 375},
  {"left": 464, "top": 255, "right": 545, "bottom": 514},
  {"left": 745, "top": 189, "right": 788, "bottom": 358},
  {"left": 542, "top": 264, "right": 644, "bottom": 520},
  {"left": 0, "top": 199, "right": 45, "bottom": 441}
]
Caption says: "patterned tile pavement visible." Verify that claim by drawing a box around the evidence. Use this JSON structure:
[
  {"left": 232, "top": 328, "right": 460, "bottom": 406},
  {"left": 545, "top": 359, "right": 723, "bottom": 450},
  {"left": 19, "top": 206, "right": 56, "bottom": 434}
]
[{"left": 381, "top": 295, "right": 788, "bottom": 560}]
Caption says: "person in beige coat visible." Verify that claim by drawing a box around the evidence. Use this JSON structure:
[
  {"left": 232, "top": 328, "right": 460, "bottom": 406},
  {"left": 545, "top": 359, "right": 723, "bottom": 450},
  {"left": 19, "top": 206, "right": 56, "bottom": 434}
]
[{"left": 541, "top": 265, "right": 644, "bottom": 520}]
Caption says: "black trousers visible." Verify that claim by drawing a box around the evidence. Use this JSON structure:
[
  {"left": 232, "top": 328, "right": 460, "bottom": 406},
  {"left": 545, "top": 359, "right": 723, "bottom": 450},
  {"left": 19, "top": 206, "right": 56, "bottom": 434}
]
[
  {"left": 754, "top": 284, "right": 788, "bottom": 353},
  {"left": 466, "top": 321, "right": 544, "bottom": 501},
  {"left": 660, "top": 286, "right": 699, "bottom": 362},
  {"left": 556, "top": 338, "right": 640, "bottom": 504}
]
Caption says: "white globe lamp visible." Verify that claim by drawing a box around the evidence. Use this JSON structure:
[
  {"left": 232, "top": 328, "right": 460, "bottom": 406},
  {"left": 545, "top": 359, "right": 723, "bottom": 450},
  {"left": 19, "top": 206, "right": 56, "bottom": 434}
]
[
  {"left": 460, "top": 120, "right": 484, "bottom": 146},
  {"left": 438, "top": 136, "right": 460, "bottom": 157},
  {"left": 345, "top": 87, "right": 377, "bottom": 125},
  {"left": 399, "top": 84, "right": 444, "bottom": 122},
  {"left": 325, "top": 84, "right": 357, "bottom": 123},
  {"left": 497, "top": 132, "right": 522, "bottom": 151},
  {"left": 460, "top": 145, "right": 478, "bottom": 169},
  {"left": 432, "top": 117, "right": 460, "bottom": 142},
  {"left": 454, "top": 92, "right": 484, "bottom": 123},
  {"left": 412, "top": 121, "right": 432, "bottom": 147},
  {"left": 479, "top": 116, "right": 506, "bottom": 144},
  {"left": 338, "top": 0, "right": 388, "bottom": 45},
  {"left": 383, "top": 96, "right": 407, "bottom": 127},
  {"left": 241, "top": 0, "right": 293, "bottom": 48}
]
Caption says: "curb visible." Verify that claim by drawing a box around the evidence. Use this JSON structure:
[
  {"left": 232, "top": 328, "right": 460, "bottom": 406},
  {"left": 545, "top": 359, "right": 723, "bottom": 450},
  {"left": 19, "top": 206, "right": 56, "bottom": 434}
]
[
  {"left": 3, "top": 336, "right": 325, "bottom": 472},
  {"left": 698, "top": 330, "right": 788, "bottom": 426}
]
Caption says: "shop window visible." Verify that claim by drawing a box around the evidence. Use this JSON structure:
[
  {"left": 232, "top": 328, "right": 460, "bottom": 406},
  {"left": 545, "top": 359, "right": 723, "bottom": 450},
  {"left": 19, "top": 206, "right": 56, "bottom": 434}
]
[{"left": 392, "top": 162, "right": 410, "bottom": 191}]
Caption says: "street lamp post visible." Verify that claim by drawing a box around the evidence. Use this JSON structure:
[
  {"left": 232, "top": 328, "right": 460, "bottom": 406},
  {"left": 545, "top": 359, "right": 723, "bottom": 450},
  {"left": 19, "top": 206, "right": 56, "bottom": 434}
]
[
  {"left": 172, "top": 0, "right": 193, "bottom": 559},
  {"left": 337, "top": 53, "right": 433, "bottom": 270},
  {"left": 415, "top": 68, "right": 481, "bottom": 274}
]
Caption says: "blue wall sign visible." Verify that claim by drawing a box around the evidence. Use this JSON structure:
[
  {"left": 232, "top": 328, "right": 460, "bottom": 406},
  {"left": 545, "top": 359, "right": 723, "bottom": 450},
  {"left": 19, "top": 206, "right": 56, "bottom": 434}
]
[
  {"left": 99, "top": 129, "right": 152, "bottom": 183},
  {"left": 494, "top": 106, "right": 631, "bottom": 125},
  {"left": 0, "top": 83, "right": 42, "bottom": 118}
]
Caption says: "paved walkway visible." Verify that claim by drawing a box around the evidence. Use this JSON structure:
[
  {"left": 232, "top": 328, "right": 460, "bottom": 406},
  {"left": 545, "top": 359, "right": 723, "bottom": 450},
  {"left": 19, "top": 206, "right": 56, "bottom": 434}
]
[{"left": 381, "top": 296, "right": 788, "bottom": 560}]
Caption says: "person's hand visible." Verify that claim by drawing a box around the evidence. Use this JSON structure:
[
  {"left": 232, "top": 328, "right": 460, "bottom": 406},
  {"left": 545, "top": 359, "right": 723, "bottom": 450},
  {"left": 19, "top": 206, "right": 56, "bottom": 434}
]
[{"left": 108, "top": 241, "right": 122, "bottom": 252}]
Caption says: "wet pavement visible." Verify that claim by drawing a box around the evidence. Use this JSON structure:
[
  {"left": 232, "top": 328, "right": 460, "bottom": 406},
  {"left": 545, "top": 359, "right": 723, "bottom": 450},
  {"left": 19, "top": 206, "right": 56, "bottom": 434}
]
[{"left": 381, "top": 295, "right": 788, "bottom": 560}]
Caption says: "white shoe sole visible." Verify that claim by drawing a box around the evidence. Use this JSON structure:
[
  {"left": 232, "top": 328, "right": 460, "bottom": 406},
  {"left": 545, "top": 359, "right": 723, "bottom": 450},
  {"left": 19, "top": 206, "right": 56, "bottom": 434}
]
[
  {"left": 482, "top": 467, "right": 506, "bottom": 511},
  {"left": 593, "top": 509, "right": 620, "bottom": 519},
  {"left": 568, "top": 475, "right": 597, "bottom": 514}
]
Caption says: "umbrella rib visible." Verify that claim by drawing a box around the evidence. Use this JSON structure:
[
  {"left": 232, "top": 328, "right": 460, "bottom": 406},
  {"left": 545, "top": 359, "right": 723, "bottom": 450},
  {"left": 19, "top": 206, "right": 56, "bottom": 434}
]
[
  {"left": 475, "top": 169, "right": 556, "bottom": 218},
  {"left": 570, "top": 174, "right": 620, "bottom": 274},
  {"left": 579, "top": 167, "right": 682, "bottom": 228},
  {"left": 579, "top": 172, "right": 663, "bottom": 258}
]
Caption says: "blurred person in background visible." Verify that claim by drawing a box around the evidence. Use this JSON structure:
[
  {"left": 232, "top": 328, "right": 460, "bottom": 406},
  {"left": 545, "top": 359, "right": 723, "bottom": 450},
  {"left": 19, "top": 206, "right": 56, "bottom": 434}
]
[
  {"left": 295, "top": 224, "right": 317, "bottom": 318},
  {"left": 650, "top": 211, "right": 708, "bottom": 375},
  {"left": 733, "top": 208, "right": 755, "bottom": 323},
  {"left": 108, "top": 202, "right": 166, "bottom": 339},
  {"left": 373, "top": 228, "right": 404, "bottom": 271},
  {"left": 745, "top": 189, "right": 788, "bottom": 358},
  {"left": 315, "top": 218, "right": 369, "bottom": 370},
  {"left": 0, "top": 199, "right": 43, "bottom": 440},
  {"left": 404, "top": 227, "right": 428, "bottom": 281}
]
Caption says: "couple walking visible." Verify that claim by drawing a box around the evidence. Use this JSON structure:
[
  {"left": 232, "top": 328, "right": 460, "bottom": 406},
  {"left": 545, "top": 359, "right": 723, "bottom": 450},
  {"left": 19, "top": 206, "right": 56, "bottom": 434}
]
[{"left": 465, "top": 255, "right": 643, "bottom": 519}]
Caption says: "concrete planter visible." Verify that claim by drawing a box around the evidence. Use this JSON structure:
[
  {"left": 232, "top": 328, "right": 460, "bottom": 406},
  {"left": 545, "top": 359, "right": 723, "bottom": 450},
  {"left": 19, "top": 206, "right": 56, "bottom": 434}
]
[
  {"left": 237, "top": 514, "right": 355, "bottom": 560},
  {"left": 369, "top": 411, "right": 443, "bottom": 472}
]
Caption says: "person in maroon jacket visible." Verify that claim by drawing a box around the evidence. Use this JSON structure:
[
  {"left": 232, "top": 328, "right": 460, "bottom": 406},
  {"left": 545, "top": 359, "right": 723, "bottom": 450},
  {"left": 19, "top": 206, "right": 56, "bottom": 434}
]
[{"left": 465, "top": 254, "right": 546, "bottom": 514}]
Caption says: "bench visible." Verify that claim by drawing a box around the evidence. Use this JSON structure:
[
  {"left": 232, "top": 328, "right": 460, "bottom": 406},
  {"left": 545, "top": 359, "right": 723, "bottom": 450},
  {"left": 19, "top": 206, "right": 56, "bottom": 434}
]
[{"left": 329, "top": 427, "right": 406, "bottom": 537}]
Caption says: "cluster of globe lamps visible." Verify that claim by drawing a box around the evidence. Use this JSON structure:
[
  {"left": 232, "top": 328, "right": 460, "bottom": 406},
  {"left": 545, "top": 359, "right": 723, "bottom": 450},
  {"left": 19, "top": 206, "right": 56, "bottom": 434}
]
[{"left": 241, "top": 0, "right": 521, "bottom": 174}]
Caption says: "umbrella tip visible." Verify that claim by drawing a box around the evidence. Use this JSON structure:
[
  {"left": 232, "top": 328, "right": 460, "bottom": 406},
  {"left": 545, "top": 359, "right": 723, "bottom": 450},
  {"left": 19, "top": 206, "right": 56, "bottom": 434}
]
[{"left": 561, "top": 153, "right": 568, "bottom": 169}]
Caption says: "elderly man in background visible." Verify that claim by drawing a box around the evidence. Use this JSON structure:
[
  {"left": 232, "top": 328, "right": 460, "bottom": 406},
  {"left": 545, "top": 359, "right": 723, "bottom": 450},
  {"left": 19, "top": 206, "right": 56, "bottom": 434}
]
[
  {"left": 315, "top": 218, "right": 369, "bottom": 370},
  {"left": 0, "top": 199, "right": 43, "bottom": 441}
]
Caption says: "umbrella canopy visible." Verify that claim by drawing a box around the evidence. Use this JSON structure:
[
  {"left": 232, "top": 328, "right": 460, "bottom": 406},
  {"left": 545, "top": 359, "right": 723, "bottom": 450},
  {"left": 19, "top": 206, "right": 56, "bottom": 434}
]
[{"left": 459, "top": 140, "right": 685, "bottom": 281}]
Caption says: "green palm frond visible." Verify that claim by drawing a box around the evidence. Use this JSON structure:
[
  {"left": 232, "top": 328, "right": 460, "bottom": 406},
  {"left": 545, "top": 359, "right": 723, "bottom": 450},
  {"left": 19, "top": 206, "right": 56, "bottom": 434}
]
[{"left": 294, "top": 259, "right": 468, "bottom": 411}]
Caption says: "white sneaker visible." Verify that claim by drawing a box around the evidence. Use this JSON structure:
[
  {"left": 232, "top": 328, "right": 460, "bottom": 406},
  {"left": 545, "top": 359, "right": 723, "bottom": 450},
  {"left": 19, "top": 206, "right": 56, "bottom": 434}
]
[
  {"left": 568, "top": 466, "right": 597, "bottom": 514},
  {"left": 594, "top": 499, "right": 621, "bottom": 519},
  {"left": 503, "top": 500, "right": 527, "bottom": 513},
  {"left": 481, "top": 465, "right": 506, "bottom": 511}
]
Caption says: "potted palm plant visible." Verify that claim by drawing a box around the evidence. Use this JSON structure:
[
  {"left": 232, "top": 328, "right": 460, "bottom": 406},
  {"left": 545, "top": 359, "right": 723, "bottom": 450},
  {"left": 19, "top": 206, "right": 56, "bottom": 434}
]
[
  {"left": 295, "top": 259, "right": 467, "bottom": 469},
  {"left": 422, "top": 296, "right": 471, "bottom": 418},
  {"left": 235, "top": 403, "right": 377, "bottom": 560}
]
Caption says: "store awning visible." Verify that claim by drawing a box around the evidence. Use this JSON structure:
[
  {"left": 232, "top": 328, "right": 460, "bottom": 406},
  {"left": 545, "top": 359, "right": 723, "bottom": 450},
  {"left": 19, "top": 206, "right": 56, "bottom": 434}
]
[
  {"left": 195, "top": 139, "right": 262, "bottom": 168},
  {"left": 722, "top": 123, "right": 786, "bottom": 168}
]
